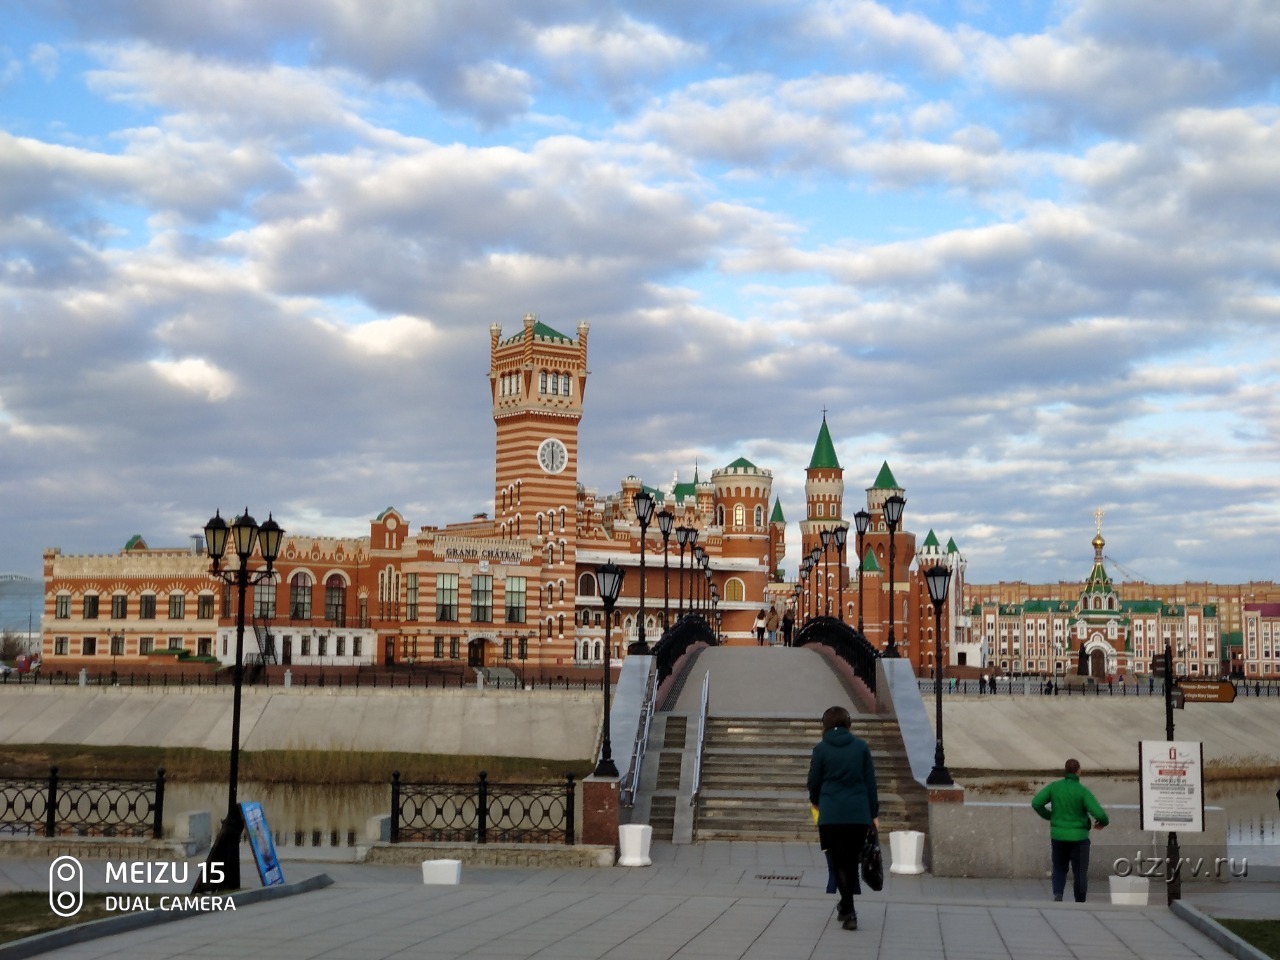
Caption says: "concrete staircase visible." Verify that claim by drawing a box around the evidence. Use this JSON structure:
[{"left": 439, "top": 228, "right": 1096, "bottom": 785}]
[{"left": 693, "top": 716, "right": 928, "bottom": 842}]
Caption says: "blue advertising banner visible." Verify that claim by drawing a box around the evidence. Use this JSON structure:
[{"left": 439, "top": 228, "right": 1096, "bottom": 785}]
[{"left": 241, "top": 802, "right": 285, "bottom": 887}]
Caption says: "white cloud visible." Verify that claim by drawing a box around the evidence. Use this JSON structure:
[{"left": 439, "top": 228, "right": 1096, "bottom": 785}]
[
  {"left": 29, "top": 43, "right": 58, "bottom": 81},
  {"left": 148, "top": 357, "right": 236, "bottom": 401}
]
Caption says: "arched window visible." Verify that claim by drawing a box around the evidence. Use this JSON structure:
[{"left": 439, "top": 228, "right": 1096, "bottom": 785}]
[
  {"left": 734, "top": 503, "right": 745, "bottom": 528},
  {"left": 754, "top": 505, "right": 765, "bottom": 529},
  {"left": 561, "top": 373, "right": 571, "bottom": 396},
  {"left": 579, "top": 573, "right": 597, "bottom": 596},
  {"left": 716, "top": 505, "right": 725, "bottom": 525},
  {"left": 557, "top": 614, "right": 565, "bottom": 637},
  {"left": 539, "top": 370, "right": 548, "bottom": 393},
  {"left": 290, "top": 573, "right": 312, "bottom": 620},
  {"left": 325, "top": 575, "right": 347, "bottom": 624},
  {"left": 537, "top": 515, "right": 544, "bottom": 536},
  {"left": 559, "top": 507, "right": 566, "bottom": 531}
]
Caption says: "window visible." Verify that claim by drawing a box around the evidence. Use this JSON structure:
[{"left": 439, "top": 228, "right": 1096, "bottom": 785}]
[
  {"left": 754, "top": 505, "right": 764, "bottom": 529},
  {"left": 83, "top": 595, "right": 99, "bottom": 619},
  {"left": 139, "top": 637, "right": 153, "bottom": 655},
  {"left": 290, "top": 573, "right": 312, "bottom": 619},
  {"left": 472, "top": 574, "right": 493, "bottom": 622},
  {"left": 198, "top": 637, "right": 212, "bottom": 657},
  {"left": 561, "top": 373, "right": 571, "bottom": 396},
  {"left": 301, "top": 636, "right": 311, "bottom": 656},
  {"left": 353, "top": 638, "right": 362, "bottom": 658},
  {"left": 337, "top": 637, "right": 346, "bottom": 657},
  {"left": 449, "top": 637, "right": 459, "bottom": 659},
  {"left": 506, "top": 576, "right": 527, "bottom": 623},
  {"left": 169, "top": 592, "right": 185, "bottom": 619},
  {"left": 140, "top": 595, "right": 157, "bottom": 619},
  {"left": 734, "top": 504, "right": 745, "bottom": 528},
  {"left": 318, "top": 635, "right": 327, "bottom": 657},
  {"left": 434, "top": 637, "right": 444, "bottom": 659},
  {"left": 198, "top": 594, "right": 215, "bottom": 619},
  {"left": 112, "top": 594, "right": 128, "bottom": 619},
  {"left": 503, "top": 637, "right": 512, "bottom": 659},
  {"left": 725, "top": 579, "right": 745, "bottom": 603},
  {"left": 109, "top": 634, "right": 124, "bottom": 656},
  {"left": 406, "top": 573, "right": 419, "bottom": 621},
  {"left": 82, "top": 637, "right": 97, "bottom": 655},
  {"left": 253, "top": 581, "right": 275, "bottom": 619},
  {"left": 168, "top": 637, "right": 183, "bottom": 651},
  {"left": 436, "top": 573, "right": 459, "bottom": 621},
  {"left": 56, "top": 595, "right": 70, "bottom": 619},
  {"left": 539, "top": 370, "right": 548, "bottom": 393},
  {"left": 325, "top": 576, "right": 346, "bottom": 624},
  {"left": 55, "top": 637, "right": 69, "bottom": 655}
]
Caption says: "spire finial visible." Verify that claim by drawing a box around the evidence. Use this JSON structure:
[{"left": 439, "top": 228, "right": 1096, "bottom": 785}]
[{"left": 1094, "top": 507, "right": 1104, "bottom": 536}]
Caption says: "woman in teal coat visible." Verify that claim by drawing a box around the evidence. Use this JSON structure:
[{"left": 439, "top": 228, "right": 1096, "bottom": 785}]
[{"left": 807, "top": 705, "right": 879, "bottom": 930}]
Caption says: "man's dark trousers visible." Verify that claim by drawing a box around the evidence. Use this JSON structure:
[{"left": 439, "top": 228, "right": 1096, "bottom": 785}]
[{"left": 1051, "top": 838, "right": 1091, "bottom": 902}]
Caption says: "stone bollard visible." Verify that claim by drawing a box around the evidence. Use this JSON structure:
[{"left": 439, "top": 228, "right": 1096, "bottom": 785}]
[{"left": 284, "top": 669, "right": 292, "bottom": 689}]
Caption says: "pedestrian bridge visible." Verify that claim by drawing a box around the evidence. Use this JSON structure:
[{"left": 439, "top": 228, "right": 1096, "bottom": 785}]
[{"left": 619, "top": 639, "right": 929, "bottom": 844}]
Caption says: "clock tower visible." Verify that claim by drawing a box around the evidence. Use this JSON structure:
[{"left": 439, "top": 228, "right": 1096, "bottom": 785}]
[{"left": 489, "top": 315, "right": 588, "bottom": 648}]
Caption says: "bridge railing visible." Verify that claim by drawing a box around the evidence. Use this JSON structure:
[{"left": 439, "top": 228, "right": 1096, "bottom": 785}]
[
  {"left": 689, "top": 670, "right": 710, "bottom": 806},
  {"left": 0, "top": 766, "right": 166, "bottom": 839},
  {"left": 622, "top": 660, "right": 659, "bottom": 808},
  {"left": 651, "top": 613, "right": 717, "bottom": 685},
  {"left": 794, "top": 616, "right": 880, "bottom": 694},
  {"left": 389, "top": 770, "right": 576, "bottom": 845}
]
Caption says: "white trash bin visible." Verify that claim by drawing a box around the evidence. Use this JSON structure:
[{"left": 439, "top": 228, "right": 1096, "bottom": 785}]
[
  {"left": 888, "top": 830, "right": 926, "bottom": 875},
  {"left": 421, "top": 859, "right": 462, "bottom": 885},
  {"left": 618, "top": 823, "right": 653, "bottom": 866},
  {"left": 1108, "top": 875, "right": 1149, "bottom": 905}
]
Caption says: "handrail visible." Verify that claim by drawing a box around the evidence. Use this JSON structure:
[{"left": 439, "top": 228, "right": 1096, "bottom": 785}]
[
  {"left": 621, "top": 660, "right": 659, "bottom": 807},
  {"left": 689, "top": 670, "right": 710, "bottom": 804}
]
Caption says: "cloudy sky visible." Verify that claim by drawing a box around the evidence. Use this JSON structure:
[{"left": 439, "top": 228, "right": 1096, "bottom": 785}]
[{"left": 2, "top": 0, "right": 1278, "bottom": 588}]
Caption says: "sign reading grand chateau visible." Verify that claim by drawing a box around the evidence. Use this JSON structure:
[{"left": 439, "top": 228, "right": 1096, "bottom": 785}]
[{"left": 437, "top": 537, "right": 531, "bottom": 566}]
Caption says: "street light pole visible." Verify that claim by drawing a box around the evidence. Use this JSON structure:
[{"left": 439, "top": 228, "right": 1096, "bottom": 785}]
[
  {"left": 834, "top": 524, "right": 848, "bottom": 621},
  {"left": 809, "top": 546, "right": 821, "bottom": 621},
  {"left": 657, "top": 509, "right": 674, "bottom": 633},
  {"left": 198, "top": 508, "right": 283, "bottom": 892},
  {"left": 924, "top": 564, "right": 954, "bottom": 786},
  {"left": 630, "top": 491, "right": 655, "bottom": 655},
  {"left": 820, "top": 527, "right": 833, "bottom": 617},
  {"left": 675, "top": 526, "right": 693, "bottom": 617},
  {"left": 883, "top": 495, "right": 905, "bottom": 658},
  {"left": 854, "top": 510, "right": 869, "bottom": 633},
  {"left": 594, "top": 562, "right": 624, "bottom": 778}
]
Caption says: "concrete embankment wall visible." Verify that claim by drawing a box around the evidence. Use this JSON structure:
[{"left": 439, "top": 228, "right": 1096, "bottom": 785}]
[
  {"left": 0, "top": 685, "right": 600, "bottom": 760},
  {"left": 939, "top": 697, "right": 1280, "bottom": 772}
]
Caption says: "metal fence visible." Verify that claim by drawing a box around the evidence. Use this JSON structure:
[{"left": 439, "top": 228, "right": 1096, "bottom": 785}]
[
  {"left": 0, "top": 670, "right": 603, "bottom": 692},
  {"left": 0, "top": 766, "right": 165, "bottom": 839},
  {"left": 919, "top": 677, "right": 1280, "bottom": 697},
  {"left": 390, "top": 771, "right": 576, "bottom": 845}
]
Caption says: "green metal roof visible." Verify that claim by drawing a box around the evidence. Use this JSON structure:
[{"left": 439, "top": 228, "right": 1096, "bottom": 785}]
[
  {"left": 124, "top": 535, "right": 147, "bottom": 551},
  {"left": 725, "top": 456, "right": 759, "bottom": 470},
  {"left": 861, "top": 548, "right": 881, "bottom": 573},
  {"left": 946, "top": 537, "right": 959, "bottom": 554},
  {"left": 871, "top": 461, "right": 899, "bottom": 490},
  {"left": 533, "top": 321, "right": 572, "bottom": 342},
  {"left": 922, "top": 529, "right": 940, "bottom": 548},
  {"left": 771, "top": 497, "right": 785, "bottom": 523},
  {"left": 808, "top": 417, "right": 841, "bottom": 470}
]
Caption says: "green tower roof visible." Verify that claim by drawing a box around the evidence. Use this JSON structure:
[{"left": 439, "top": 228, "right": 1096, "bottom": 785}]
[
  {"left": 533, "top": 320, "right": 572, "bottom": 342},
  {"left": 771, "top": 497, "right": 785, "bottom": 523},
  {"left": 946, "top": 537, "right": 959, "bottom": 554},
  {"left": 861, "top": 548, "right": 881, "bottom": 573},
  {"left": 871, "top": 461, "right": 899, "bottom": 490},
  {"left": 922, "top": 529, "right": 940, "bottom": 548},
  {"left": 808, "top": 417, "right": 842, "bottom": 470},
  {"left": 725, "top": 456, "right": 758, "bottom": 470}
]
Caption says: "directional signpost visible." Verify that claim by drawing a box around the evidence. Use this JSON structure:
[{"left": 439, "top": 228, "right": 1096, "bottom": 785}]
[{"left": 1176, "top": 679, "right": 1237, "bottom": 703}]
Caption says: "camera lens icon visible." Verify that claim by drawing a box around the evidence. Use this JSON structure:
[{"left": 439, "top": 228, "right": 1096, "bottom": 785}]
[{"left": 49, "top": 856, "right": 83, "bottom": 918}]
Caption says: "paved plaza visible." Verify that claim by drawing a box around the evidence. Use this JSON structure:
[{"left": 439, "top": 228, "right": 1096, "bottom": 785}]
[{"left": 1, "top": 842, "right": 1274, "bottom": 960}]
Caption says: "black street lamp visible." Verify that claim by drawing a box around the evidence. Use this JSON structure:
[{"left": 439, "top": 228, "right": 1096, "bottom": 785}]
[
  {"left": 883, "top": 494, "right": 905, "bottom": 658},
  {"left": 657, "top": 509, "right": 674, "bottom": 632},
  {"left": 675, "top": 526, "right": 694, "bottom": 617},
  {"left": 630, "top": 491, "right": 655, "bottom": 655},
  {"left": 854, "top": 510, "right": 870, "bottom": 633},
  {"left": 799, "top": 559, "right": 811, "bottom": 625},
  {"left": 198, "top": 507, "right": 283, "bottom": 891},
  {"left": 693, "top": 545, "right": 706, "bottom": 614},
  {"left": 702, "top": 563, "right": 712, "bottom": 618},
  {"left": 820, "top": 527, "right": 833, "bottom": 617},
  {"left": 924, "top": 564, "right": 954, "bottom": 786},
  {"left": 834, "top": 524, "right": 849, "bottom": 621},
  {"left": 809, "top": 545, "right": 821, "bottom": 621},
  {"left": 594, "top": 562, "right": 625, "bottom": 778}
]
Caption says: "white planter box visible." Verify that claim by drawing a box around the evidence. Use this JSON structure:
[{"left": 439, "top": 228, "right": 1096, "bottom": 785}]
[
  {"left": 421, "top": 859, "right": 462, "bottom": 885},
  {"left": 1108, "top": 875, "right": 1149, "bottom": 905},
  {"left": 618, "top": 824, "right": 653, "bottom": 867},
  {"left": 889, "top": 830, "right": 926, "bottom": 875}
]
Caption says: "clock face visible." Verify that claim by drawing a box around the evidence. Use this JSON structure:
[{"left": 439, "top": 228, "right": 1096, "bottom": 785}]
[{"left": 537, "top": 438, "right": 569, "bottom": 474}]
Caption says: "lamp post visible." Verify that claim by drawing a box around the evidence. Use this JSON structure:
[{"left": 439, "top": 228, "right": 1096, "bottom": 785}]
[
  {"left": 702, "top": 563, "right": 712, "bottom": 619},
  {"left": 693, "top": 545, "right": 706, "bottom": 614},
  {"left": 924, "top": 564, "right": 954, "bottom": 786},
  {"left": 854, "top": 510, "right": 870, "bottom": 633},
  {"left": 675, "top": 526, "right": 694, "bottom": 617},
  {"left": 630, "top": 491, "right": 655, "bottom": 654},
  {"left": 799, "top": 559, "right": 811, "bottom": 625},
  {"left": 199, "top": 507, "right": 283, "bottom": 891},
  {"left": 657, "top": 509, "right": 674, "bottom": 632},
  {"left": 820, "top": 527, "right": 833, "bottom": 617},
  {"left": 883, "top": 494, "right": 905, "bottom": 658},
  {"left": 834, "top": 524, "right": 848, "bottom": 621},
  {"left": 594, "top": 562, "right": 624, "bottom": 778},
  {"left": 809, "top": 545, "right": 821, "bottom": 621}
]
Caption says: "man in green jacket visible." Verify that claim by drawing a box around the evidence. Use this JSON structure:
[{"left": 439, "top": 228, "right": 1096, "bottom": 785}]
[{"left": 1032, "top": 758, "right": 1109, "bottom": 902}]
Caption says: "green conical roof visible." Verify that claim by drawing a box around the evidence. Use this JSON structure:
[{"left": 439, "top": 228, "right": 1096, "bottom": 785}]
[
  {"left": 861, "top": 548, "right": 881, "bottom": 573},
  {"left": 871, "top": 461, "right": 899, "bottom": 490},
  {"left": 946, "top": 537, "right": 959, "bottom": 554},
  {"left": 808, "top": 417, "right": 841, "bottom": 470},
  {"left": 725, "top": 456, "right": 758, "bottom": 470},
  {"left": 922, "top": 529, "right": 940, "bottom": 548},
  {"left": 771, "top": 497, "right": 785, "bottom": 523}
]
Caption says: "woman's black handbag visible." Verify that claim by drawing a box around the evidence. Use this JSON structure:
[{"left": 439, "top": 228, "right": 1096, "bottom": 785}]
[{"left": 860, "top": 825, "right": 884, "bottom": 891}]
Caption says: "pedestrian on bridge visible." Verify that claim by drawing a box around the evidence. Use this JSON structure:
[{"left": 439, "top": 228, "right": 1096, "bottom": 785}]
[{"left": 807, "top": 705, "right": 879, "bottom": 931}]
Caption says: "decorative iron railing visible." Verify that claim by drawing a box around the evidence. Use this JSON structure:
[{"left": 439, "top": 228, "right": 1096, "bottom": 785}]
[
  {"left": 794, "top": 616, "right": 880, "bottom": 694},
  {"left": 651, "top": 613, "right": 717, "bottom": 684},
  {"left": 0, "top": 767, "right": 165, "bottom": 839},
  {"left": 389, "top": 771, "right": 575, "bottom": 845}
]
